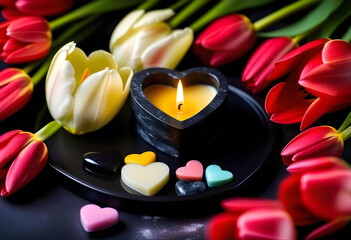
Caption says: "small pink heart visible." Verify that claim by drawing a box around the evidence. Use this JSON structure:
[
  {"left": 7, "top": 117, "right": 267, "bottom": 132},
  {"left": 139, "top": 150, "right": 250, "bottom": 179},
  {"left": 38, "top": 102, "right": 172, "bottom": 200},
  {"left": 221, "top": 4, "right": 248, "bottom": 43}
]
[
  {"left": 176, "top": 160, "right": 203, "bottom": 181},
  {"left": 80, "top": 204, "right": 118, "bottom": 232}
]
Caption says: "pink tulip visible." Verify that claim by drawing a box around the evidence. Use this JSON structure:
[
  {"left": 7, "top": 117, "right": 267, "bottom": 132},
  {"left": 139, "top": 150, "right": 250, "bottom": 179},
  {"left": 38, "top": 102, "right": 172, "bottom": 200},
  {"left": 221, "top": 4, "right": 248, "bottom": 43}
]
[
  {"left": 265, "top": 39, "right": 351, "bottom": 130},
  {"left": 242, "top": 37, "right": 298, "bottom": 93},
  {"left": 0, "top": 130, "right": 48, "bottom": 197},
  {"left": 0, "top": 68, "right": 33, "bottom": 121},
  {"left": 206, "top": 198, "right": 296, "bottom": 240},
  {"left": 281, "top": 126, "right": 344, "bottom": 166},
  {"left": 279, "top": 157, "right": 351, "bottom": 239},
  {"left": 0, "top": 0, "right": 74, "bottom": 19},
  {"left": 0, "top": 16, "right": 52, "bottom": 64},
  {"left": 193, "top": 14, "right": 256, "bottom": 67}
]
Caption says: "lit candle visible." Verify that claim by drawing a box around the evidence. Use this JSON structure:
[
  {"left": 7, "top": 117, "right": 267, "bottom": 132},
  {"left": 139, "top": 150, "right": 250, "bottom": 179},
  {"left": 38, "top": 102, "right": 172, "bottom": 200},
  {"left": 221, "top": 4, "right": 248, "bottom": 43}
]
[{"left": 144, "top": 80, "right": 217, "bottom": 121}]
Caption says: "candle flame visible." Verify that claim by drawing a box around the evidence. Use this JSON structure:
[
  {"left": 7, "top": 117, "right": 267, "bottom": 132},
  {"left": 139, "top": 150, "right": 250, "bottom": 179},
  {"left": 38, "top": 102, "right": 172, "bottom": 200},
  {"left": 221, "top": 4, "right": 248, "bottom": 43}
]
[{"left": 176, "top": 80, "right": 184, "bottom": 111}]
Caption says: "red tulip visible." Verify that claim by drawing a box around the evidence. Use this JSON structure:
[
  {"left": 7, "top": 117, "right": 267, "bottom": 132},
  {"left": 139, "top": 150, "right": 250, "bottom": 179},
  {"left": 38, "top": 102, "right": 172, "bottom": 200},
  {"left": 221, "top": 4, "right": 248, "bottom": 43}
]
[
  {"left": 281, "top": 126, "right": 344, "bottom": 166},
  {"left": 206, "top": 198, "right": 296, "bottom": 240},
  {"left": 193, "top": 14, "right": 256, "bottom": 67},
  {"left": 279, "top": 157, "right": 351, "bottom": 239},
  {"left": 0, "top": 68, "right": 33, "bottom": 121},
  {"left": 0, "top": 16, "right": 52, "bottom": 64},
  {"left": 0, "top": 130, "right": 48, "bottom": 197},
  {"left": 0, "top": 0, "right": 74, "bottom": 19},
  {"left": 265, "top": 39, "right": 351, "bottom": 130},
  {"left": 242, "top": 37, "right": 298, "bottom": 93}
]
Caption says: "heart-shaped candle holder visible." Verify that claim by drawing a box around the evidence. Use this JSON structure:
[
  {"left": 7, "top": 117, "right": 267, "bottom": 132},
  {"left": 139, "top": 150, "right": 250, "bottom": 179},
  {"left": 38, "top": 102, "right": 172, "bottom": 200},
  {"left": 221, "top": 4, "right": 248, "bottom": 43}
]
[{"left": 130, "top": 67, "right": 228, "bottom": 158}]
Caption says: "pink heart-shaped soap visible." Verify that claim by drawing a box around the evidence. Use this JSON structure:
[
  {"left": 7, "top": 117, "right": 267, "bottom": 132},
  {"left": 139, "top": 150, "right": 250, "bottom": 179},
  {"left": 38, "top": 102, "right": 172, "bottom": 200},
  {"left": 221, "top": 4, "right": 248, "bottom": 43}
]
[
  {"left": 80, "top": 204, "right": 118, "bottom": 232},
  {"left": 176, "top": 160, "right": 203, "bottom": 181}
]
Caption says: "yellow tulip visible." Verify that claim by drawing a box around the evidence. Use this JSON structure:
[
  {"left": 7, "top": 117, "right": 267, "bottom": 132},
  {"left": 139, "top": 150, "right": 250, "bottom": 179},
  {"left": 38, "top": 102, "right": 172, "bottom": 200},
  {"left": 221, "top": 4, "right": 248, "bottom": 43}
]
[{"left": 46, "top": 42, "right": 133, "bottom": 135}]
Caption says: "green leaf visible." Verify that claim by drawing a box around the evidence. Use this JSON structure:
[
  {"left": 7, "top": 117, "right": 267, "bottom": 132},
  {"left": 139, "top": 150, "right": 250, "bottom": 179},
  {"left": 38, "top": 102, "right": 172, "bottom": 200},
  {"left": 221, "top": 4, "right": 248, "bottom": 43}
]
[
  {"left": 258, "top": 0, "right": 343, "bottom": 37},
  {"left": 50, "top": 0, "right": 143, "bottom": 30},
  {"left": 307, "top": 0, "right": 351, "bottom": 40},
  {"left": 190, "top": 0, "right": 276, "bottom": 32}
]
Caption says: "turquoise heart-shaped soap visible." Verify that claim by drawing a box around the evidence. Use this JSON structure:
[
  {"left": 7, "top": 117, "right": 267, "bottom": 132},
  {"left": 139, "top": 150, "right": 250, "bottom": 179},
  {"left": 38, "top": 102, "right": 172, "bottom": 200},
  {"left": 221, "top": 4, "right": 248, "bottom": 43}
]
[{"left": 205, "top": 164, "right": 233, "bottom": 187}]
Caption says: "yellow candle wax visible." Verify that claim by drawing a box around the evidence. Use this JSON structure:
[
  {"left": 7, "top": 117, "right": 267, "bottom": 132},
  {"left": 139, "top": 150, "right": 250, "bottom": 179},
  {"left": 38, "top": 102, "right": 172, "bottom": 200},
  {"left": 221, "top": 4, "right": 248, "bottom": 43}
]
[{"left": 144, "top": 82, "right": 217, "bottom": 121}]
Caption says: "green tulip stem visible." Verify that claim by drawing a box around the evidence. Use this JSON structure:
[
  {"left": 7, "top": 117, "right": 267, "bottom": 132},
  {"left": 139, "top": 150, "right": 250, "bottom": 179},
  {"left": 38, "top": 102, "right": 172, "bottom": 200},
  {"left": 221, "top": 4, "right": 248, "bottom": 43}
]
[
  {"left": 253, "top": 0, "right": 319, "bottom": 32},
  {"left": 169, "top": 0, "right": 190, "bottom": 11},
  {"left": 169, "top": 0, "right": 212, "bottom": 28},
  {"left": 341, "top": 125, "right": 351, "bottom": 141},
  {"left": 30, "top": 59, "right": 51, "bottom": 86},
  {"left": 137, "top": 0, "right": 161, "bottom": 10},
  {"left": 49, "top": 0, "right": 143, "bottom": 30},
  {"left": 292, "top": 30, "right": 312, "bottom": 44},
  {"left": 342, "top": 24, "right": 351, "bottom": 42},
  {"left": 338, "top": 111, "right": 351, "bottom": 133},
  {"left": 35, "top": 121, "right": 62, "bottom": 142}
]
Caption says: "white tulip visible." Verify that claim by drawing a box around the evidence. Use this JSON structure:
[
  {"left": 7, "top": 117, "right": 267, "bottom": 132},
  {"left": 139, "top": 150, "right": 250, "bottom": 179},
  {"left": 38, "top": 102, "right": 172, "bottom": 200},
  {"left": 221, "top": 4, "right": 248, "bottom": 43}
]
[
  {"left": 46, "top": 42, "right": 133, "bottom": 135},
  {"left": 109, "top": 9, "right": 193, "bottom": 72}
]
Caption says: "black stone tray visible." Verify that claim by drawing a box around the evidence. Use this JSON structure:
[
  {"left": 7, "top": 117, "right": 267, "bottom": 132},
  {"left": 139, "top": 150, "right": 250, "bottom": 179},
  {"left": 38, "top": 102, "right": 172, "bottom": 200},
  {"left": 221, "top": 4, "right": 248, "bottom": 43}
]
[{"left": 45, "top": 85, "right": 276, "bottom": 214}]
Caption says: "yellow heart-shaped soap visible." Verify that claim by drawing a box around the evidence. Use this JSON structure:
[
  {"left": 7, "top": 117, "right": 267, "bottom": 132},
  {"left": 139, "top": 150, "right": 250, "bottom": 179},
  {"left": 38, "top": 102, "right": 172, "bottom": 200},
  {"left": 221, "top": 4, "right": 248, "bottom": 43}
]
[
  {"left": 121, "top": 162, "right": 169, "bottom": 196},
  {"left": 124, "top": 151, "right": 156, "bottom": 166}
]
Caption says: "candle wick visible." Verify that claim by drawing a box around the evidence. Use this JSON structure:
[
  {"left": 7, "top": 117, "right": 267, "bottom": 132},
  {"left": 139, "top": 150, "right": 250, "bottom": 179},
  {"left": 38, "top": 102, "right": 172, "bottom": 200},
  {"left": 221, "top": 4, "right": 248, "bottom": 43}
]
[{"left": 178, "top": 104, "right": 183, "bottom": 111}]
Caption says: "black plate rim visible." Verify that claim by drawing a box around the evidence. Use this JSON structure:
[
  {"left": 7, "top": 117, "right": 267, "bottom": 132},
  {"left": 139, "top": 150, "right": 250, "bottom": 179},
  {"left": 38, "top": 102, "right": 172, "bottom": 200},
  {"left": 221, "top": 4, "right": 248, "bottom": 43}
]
[{"left": 47, "top": 84, "right": 276, "bottom": 204}]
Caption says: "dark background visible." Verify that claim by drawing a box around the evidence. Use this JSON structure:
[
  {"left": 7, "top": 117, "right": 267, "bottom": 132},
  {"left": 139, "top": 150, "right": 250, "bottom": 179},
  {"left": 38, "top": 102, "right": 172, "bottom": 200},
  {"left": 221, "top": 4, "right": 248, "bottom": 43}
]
[{"left": 1, "top": 0, "right": 351, "bottom": 239}]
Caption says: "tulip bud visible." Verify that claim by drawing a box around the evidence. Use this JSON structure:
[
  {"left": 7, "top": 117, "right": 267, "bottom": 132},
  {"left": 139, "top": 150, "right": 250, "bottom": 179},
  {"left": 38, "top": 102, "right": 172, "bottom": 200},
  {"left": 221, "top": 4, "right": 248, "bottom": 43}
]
[
  {"left": 0, "top": 130, "right": 48, "bottom": 197},
  {"left": 265, "top": 39, "right": 351, "bottom": 130},
  {"left": 0, "top": 68, "right": 33, "bottom": 121},
  {"left": 301, "top": 170, "right": 351, "bottom": 220},
  {"left": 279, "top": 158, "right": 351, "bottom": 239},
  {"left": 46, "top": 42, "right": 133, "bottom": 135},
  {"left": 109, "top": 9, "right": 193, "bottom": 72},
  {"left": 193, "top": 14, "right": 256, "bottom": 67},
  {"left": 0, "top": 16, "right": 52, "bottom": 64},
  {"left": 281, "top": 126, "right": 344, "bottom": 166},
  {"left": 0, "top": 0, "right": 74, "bottom": 19},
  {"left": 207, "top": 198, "right": 296, "bottom": 240},
  {"left": 242, "top": 37, "right": 298, "bottom": 93}
]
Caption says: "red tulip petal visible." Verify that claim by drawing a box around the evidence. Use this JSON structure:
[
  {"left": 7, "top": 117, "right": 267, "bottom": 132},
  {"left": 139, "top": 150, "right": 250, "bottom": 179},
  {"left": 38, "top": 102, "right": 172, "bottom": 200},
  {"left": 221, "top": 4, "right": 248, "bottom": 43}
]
[
  {"left": 206, "top": 212, "right": 238, "bottom": 240},
  {"left": 292, "top": 136, "right": 343, "bottom": 162},
  {"left": 281, "top": 126, "right": 340, "bottom": 157},
  {"left": 4, "top": 139, "right": 48, "bottom": 196},
  {"left": 278, "top": 175, "right": 320, "bottom": 226},
  {"left": 221, "top": 198, "right": 281, "bottom": 214},
  {"left": 1, "top": 8, "right": 26, "bottom": 19},
  {"left": 287, "top": 156, "right": 349, "bottom": 174},
  {"left": 202, "top": 17, "right": 254, "bottom": 51},
  {"left": 301, "top": 170, "right": 351, "bottom": 220},
  {"left": 300, "top": 59, "right": 351, "bottom": 97},
  {"left": 3, "top": 40, "right": 51, "bottom": 64},
  {"left": 3, "top": 38, "right": 26, "bottom": 53},
  {"left": 236, "top": 209, "right": 296, "bottom": 240},
  {"left": 7, "top": 16, "right": 50, "bottom": 42},
  {"left": 265, "top": 65, "right": 310, "bottom": 115},
  {"left": 322, "top": 40, "right": 351, "bottom": 64},
  {"left": 269, "top": 101, "right": 310, "bottom": 124},
  {"left": 306, "top": 217, "right": 350, "bottom": 240},
  {"left": 242, "top": 37, "right": 297, "bottom": 93},
  {"left": 195, "top": 14, "right": 248, "bottom": 45},
  {"left": 300, "top": 98, "right": 334, "bottom": 130},
  {"left": 268, "top": 39, "right": 329, "bottom": 81},
  {"left": 16, "top": 0, "right": 74, "bottom": 17},
  {"left": 0, "top": 130, "right": 32, "bottom": 169}
]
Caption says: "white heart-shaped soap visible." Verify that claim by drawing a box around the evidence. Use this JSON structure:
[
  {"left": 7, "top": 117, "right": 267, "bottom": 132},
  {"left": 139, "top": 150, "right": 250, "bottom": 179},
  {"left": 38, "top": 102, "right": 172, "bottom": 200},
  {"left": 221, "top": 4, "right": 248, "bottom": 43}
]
[{"left": 121, "top": 162, "right": 169, "bottom": 196}]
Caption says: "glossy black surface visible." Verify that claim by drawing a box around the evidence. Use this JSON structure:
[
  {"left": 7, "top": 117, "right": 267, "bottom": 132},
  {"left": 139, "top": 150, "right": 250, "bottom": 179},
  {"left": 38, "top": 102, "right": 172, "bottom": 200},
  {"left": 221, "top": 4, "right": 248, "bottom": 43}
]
[
  {"left": 175, "top": 180, "right": 207, "bottom": 196},
  {"left": 82, "top": 150, "right": 122, "bottom": 176},
  {"left": 43, "top": 84, "right": 275, "bottom": 214}
]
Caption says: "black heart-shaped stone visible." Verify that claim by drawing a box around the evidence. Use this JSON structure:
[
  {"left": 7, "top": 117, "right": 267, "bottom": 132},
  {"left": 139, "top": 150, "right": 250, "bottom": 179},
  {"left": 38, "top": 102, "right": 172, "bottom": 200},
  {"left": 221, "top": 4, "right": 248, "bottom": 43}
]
[
  {"left": 175, "top": 180, "right": 206, "bottom": 196},
  {"left": 82, "top": 150, "right": 122, "bottom": 176},
  {"left": 130, "top": 67, "right": 228, "bottom": 157}
]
